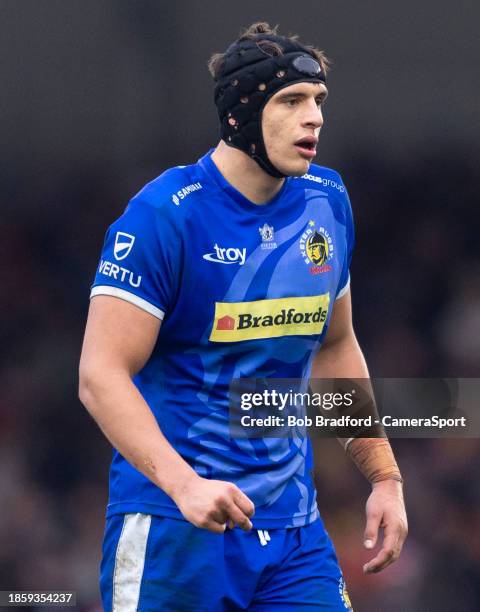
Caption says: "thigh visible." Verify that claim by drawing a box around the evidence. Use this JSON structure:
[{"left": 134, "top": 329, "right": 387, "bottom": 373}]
[
  {"left": 250, "top": 520, "right": 353, "bottom": 611},
  {"left": 100, "top": 513, "right": 228, "bottom": 612}
]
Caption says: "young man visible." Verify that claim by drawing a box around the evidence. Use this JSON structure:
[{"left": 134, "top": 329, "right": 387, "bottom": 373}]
[{"left": 79, "top": 22, "right": 407, "bottom": 611}]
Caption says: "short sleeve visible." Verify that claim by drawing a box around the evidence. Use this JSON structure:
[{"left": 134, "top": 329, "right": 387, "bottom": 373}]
[
  {"left": 335, "top": 185, "right": 355, "bottom": 300},
  {"left": 90, "top": 198, "right": 179, "bottom": 319}
]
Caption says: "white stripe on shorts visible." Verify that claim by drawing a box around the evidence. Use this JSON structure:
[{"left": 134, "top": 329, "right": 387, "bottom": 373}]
[{"left": 113, "top": 513, "right": 151, "bottom": 612}]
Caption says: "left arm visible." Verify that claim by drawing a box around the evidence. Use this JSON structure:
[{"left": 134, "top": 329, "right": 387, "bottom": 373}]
[{"left": 311, "top": 288, "right": 408, "bottom": 574}]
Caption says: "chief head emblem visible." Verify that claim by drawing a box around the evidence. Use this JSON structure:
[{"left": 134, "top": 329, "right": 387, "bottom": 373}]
[{"left": 306, "top": 230, "right": 329, "bottom": 266}]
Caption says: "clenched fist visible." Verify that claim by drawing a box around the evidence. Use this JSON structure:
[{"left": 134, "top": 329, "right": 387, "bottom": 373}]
[{"left": 172, "top": 473, "right": 255, "bottom": 534}]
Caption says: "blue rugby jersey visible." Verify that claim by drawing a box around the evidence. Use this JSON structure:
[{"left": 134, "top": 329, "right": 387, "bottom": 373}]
[{"left": 91, "top": 150, "right": 355, "bottom": 528}]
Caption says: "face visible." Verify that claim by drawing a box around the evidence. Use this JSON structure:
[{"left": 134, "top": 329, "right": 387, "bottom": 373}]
[
  {"left": 261, "top": 81, "right": 328, "bottom": 176},
  {"left": 311, "top": 244, "right": 321, "bottom": 260},
  {"left": 311, "top": 243, "right": 326, "bottom": 264}
]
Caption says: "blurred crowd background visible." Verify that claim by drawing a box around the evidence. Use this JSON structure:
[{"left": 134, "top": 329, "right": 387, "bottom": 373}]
[{"left": 1, "top": 1, "right": 479, "bottom": 610}]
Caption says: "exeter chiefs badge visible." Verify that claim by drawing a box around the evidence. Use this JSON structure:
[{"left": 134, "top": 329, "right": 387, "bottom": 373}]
[
  {"left": 338, "top": 577, "right": 353, "bottom": 610},
  {"left": 299, "top": 220, "right": 333, "bottom": 275}
]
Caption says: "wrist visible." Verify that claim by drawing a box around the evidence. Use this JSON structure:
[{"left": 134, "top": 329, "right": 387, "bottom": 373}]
[
  {"left": 372, "top": 477, "right": 403, "bottom": 489},
  {"left": 168, "top": 468, "right": 201, "bottom": 503}
]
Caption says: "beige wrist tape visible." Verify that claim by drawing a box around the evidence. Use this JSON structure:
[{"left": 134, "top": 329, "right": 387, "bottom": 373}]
[{"left": 346, "top": 438, "right": 403, "bottom": 483}]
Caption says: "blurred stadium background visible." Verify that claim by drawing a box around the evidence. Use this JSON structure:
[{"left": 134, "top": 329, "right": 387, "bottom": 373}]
[{"left": 1, "top": 1, "right": 479, "bottom": 610}]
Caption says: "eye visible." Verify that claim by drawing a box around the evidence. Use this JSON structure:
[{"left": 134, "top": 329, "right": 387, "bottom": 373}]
[{"left": 285, "top": 97, "right": 299, "bottom": 107}]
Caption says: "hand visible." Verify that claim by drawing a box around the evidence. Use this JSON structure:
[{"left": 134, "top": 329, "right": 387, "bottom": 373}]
[
  {"left": 363, "top": 479, "right": 408, "bottom": 574},
  {"left": 171, "top": 473, "right": 255, "bottom": 534}
]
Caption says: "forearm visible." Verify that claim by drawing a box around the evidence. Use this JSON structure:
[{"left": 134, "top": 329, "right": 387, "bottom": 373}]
[
  {"left": 347, "top": 438, "right": 402, "bottom": 483},
  {"left": 311, "top": 333, "right": 371, "bottom": 448},
  {"left": 79, "top": 371, "right": 197, "bottom": 500},
  {"left": 312, "top": 335, "right": 402, "bottom": 483},
  {"left": 311, "top": 333, "right": 369, "bottom": 379}
]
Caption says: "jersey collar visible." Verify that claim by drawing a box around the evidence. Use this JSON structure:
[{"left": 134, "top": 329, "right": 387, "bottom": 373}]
[{"left": 198, "top": 149, "right": 291, "bottom": 215}]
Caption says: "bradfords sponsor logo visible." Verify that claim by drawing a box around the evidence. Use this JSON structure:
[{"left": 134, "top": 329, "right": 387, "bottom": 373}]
[
  {"left": 98, "top": 260, "right": 141, "bottom": 288},
  {"left": 300, "top": 221, "right": 334, "bottom": 275},
  {"left": 209, "top": 293, "right": 330, "bottom": 342},
  {"left": 299, "top": 173, "right": 345, "bottom": 193},
  {"left": 171, "top": 182, "right": 202, "bottom": 205},
  {"left": 203, "top": 244, "right": 246, "bottom": 265}
]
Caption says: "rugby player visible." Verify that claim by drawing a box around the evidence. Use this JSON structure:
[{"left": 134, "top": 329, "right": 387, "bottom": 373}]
[{"left": 79, "top": 22, "right": 407, "bottom": 611}]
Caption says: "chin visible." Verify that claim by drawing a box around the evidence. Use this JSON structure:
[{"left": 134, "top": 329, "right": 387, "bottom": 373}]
[{"left": 280, "top": 159, "right": 311, "bottom": 177}]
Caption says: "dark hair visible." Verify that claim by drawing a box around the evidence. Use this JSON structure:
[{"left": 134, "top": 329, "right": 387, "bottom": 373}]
[{"left": 208, "top": 22, "right": 330, "bottom": 81}]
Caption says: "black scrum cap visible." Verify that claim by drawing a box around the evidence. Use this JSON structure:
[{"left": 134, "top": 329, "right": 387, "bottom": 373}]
[{"left": 214, "top": 34, "right": 326, "bottom": 178}]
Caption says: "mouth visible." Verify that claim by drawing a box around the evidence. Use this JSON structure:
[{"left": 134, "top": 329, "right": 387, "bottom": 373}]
[{"left": 294, "top": 136, "right": 318, "bottom": 159}]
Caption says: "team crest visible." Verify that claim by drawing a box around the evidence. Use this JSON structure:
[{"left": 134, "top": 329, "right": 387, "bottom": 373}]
[
  {"left": 338, "top": 577, "right": 353, "bottom": 610},
  {"left": 299, "top": 220, "right": 333, "bottom": 275},
  {"left": 259, "top": 223, "right": 277, "bottom": 250}
]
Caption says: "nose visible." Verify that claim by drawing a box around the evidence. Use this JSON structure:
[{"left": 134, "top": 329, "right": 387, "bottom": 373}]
[{"left": 303, "top": 99, "right": 323, "bottom": 130}]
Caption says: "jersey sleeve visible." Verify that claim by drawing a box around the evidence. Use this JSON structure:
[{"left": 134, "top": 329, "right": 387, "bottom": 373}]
[
  {"left": 335, "top": 184, "right": 355, "bottom": 300},
  {"left": 90, "top": 198, "right": 179, "bottom": 319}
]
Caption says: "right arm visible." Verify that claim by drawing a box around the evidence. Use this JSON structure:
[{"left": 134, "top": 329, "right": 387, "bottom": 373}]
[{"left": 78, "top": 295, "right": 254, "bottom": 533}]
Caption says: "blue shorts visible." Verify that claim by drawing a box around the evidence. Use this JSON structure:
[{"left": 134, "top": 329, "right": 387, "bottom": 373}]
[{"left": 100, "top": 514, "right": 353, "bottom": 611}]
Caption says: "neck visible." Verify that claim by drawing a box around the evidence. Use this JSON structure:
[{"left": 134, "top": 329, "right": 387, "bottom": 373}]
[{"left": 211, "top": 141, "right": 284, "bottom": 205}]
